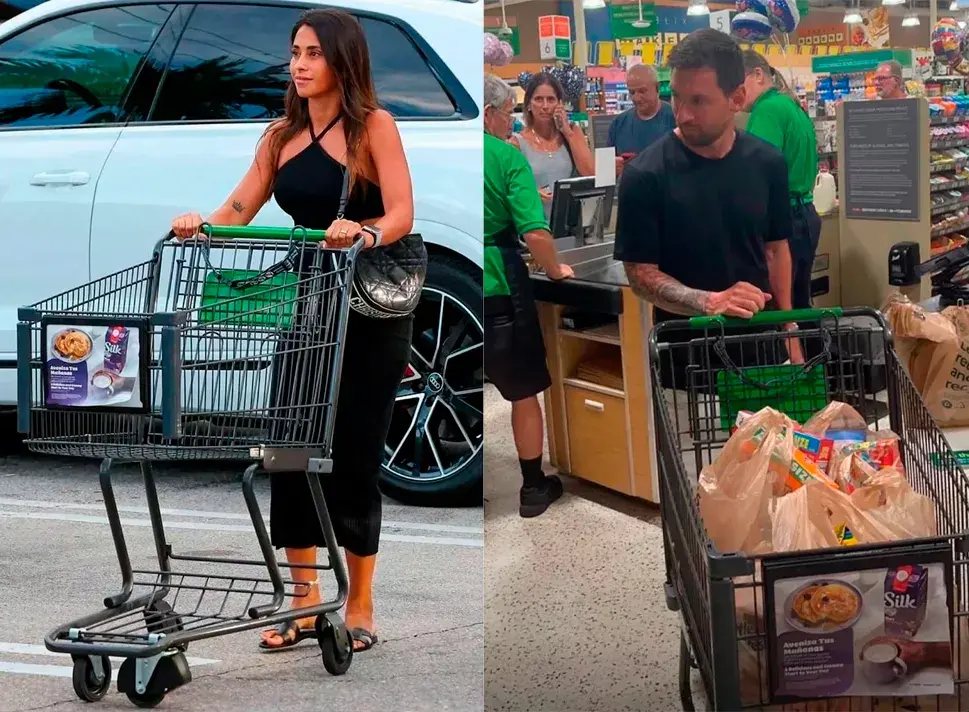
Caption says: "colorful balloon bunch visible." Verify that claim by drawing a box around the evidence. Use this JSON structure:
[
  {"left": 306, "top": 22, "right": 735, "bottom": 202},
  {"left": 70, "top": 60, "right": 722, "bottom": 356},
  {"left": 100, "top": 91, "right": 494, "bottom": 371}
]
[
  {"left": 731, "top": 0, "right": 800, "bottom": 43},
  {"left": 485, "top": 31, "right": 514, "bottom": 67},
  {"left": 933, "top": 18, "right": 969, "bottom": 77}
]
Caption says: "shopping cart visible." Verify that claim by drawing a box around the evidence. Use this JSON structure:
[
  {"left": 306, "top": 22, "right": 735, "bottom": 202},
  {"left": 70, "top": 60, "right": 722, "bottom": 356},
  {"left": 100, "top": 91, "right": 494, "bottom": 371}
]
[
  {"left": 649, "top": 307, "right": 969, "bottom": 711},
  {"left": 16, "top": 225, "right": 363, "bottom": 707}
]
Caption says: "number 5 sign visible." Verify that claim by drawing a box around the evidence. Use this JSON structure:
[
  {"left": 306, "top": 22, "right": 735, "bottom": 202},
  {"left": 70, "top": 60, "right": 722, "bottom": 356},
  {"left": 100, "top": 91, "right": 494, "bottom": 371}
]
[
  {"left": 709, "top": 10, "right": 731, "bottom": 34},
  {"left": 539, "top": 15, "right": 572, "bottom": 61}
]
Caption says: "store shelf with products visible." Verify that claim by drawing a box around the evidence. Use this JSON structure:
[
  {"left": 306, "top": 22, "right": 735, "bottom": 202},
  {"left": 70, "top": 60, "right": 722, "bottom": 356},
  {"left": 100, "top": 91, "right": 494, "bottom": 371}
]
[{"left": 929, "top": 101, "right": 969, "bottom": 256}]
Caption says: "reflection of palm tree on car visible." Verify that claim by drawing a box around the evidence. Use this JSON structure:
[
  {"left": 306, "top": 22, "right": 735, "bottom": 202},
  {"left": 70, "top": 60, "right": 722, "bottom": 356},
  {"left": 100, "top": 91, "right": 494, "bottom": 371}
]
[{"left": 0, "top": 46, "right": 289, "bottom": 124}]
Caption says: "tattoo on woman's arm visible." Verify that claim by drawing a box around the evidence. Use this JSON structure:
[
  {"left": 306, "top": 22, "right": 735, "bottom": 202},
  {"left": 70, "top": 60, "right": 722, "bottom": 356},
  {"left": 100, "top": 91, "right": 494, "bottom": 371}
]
[
  {"left": 232, "top": 201, "right": 245, "bottom": 214},
  {"left": 623, "top": 263, "right": 710, "bottom": 316}
]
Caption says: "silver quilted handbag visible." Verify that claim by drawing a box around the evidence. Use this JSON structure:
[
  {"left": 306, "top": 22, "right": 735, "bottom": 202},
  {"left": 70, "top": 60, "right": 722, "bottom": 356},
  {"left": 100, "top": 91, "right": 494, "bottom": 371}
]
[{"left": 336, "top": 167, "right": 427, "bottom": 319}]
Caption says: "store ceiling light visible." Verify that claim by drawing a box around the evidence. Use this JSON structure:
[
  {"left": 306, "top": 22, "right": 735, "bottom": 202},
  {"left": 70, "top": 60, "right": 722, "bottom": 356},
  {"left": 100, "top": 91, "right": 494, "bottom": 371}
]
[
  {"left": 901, "top": 12, "right": 920, "bottom": 25},
  {"left": 583, "top": 0, "right": 606, "bottom": 7},
  {"left": 632, "top": 0, "right": 652, "bottom": 26},
  {"left": 881, "top": 0, "right": 905, "bottom": 5},
  {"left": 843, "top": 10, "right": 863, "bottom": 22},
  {"left": 687, "top": 0, "right": 710, "bottom": 15}
]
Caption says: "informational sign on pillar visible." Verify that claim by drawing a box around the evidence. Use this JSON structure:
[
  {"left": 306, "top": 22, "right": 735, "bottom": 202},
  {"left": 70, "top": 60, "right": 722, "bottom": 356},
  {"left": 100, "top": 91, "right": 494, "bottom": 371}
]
[{"left": 539, "top": 15, "right": 572, "bottom": 61}]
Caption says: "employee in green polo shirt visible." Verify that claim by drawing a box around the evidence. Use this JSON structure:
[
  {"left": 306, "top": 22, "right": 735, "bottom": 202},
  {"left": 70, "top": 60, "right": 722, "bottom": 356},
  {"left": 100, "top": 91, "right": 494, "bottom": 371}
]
[
  {"left": 741, "top": 50, "right": 820, "bottom": 310},
  {"left": 483, "top": 73, "right": 573, "bottom": 518}
]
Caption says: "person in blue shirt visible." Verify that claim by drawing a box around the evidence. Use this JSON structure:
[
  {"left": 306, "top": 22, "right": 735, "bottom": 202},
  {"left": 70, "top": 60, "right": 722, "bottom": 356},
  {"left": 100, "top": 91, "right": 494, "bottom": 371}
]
[{"left": 608, "top": 64, "right": 676, "bottom": 170}]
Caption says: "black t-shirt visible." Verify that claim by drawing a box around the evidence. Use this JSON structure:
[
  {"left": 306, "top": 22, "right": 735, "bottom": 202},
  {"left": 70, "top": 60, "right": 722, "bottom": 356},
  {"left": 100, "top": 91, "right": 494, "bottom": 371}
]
[
  {"left": 614, "top": 130, "right": 794, "bottom": 389},
  {"left": 614, "top": 130, "right": 793, "bottom": 324}
]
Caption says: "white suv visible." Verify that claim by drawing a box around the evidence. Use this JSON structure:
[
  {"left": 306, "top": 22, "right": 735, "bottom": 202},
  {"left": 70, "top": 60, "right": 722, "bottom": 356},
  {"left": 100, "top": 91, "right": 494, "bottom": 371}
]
[{"left": 0, "top": 0, "right": 483, "bottom": 505}]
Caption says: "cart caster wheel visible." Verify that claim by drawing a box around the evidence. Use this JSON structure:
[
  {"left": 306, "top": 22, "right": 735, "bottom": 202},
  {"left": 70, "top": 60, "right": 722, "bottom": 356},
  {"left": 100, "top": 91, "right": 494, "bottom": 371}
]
[
  {"left": 126, "top": 690, "right": 166, "bottom": 708},
  {"left": 315, "top": 617, "right": 352, "bottom": 675},
  {"left": 72, "top": 655, "right": 112, "bottom": 702},
  {"left": 117, "top": 652, "right": 191, "bottom": 708},
  {"left": 144, "top": 600, "right": 187, "bottom": 651}
]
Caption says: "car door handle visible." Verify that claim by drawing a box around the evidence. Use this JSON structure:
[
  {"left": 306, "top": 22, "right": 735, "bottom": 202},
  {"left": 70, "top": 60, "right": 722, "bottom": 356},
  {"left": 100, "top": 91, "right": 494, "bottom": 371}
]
[{"left": 30, "top": 171, "right": 90, "bottom": 186}]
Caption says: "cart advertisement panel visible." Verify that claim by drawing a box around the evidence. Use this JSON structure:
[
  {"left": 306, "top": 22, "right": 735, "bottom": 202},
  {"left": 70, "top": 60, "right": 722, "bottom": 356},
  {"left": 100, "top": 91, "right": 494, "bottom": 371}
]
[
  {"left": 764, "top": 545, "right": 954, "bottom": 703},
  {"left": 41, "top": 317, "right": 150, "bottom": 413}
]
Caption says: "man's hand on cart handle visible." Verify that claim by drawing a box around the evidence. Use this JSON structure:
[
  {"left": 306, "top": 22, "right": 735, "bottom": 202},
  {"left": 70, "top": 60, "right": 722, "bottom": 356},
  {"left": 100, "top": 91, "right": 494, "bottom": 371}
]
[
  {"left": 171, "top": 212, "right": 207, "bottom": 241},
  {"left": 705, "top": 282, "right": 771, "bottom": 320},
  {"left": 547, "top": 264, "right": 574, "bottom": 281}
]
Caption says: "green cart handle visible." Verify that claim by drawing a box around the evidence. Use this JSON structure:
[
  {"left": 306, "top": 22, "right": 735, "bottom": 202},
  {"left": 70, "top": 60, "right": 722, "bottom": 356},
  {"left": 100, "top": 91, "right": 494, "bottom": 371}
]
[
  {"left": 200, "top": 224, "right": 327, "bottom": 242},
  {"left": 688, "top": 307, "right": 844, "bottom": 330}
]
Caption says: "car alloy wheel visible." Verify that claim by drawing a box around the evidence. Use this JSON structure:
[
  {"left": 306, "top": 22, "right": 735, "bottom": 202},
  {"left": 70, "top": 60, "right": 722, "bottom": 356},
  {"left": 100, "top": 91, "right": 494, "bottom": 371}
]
[{"left": 383, "top": 287, "right": 483, "bottom": 488}]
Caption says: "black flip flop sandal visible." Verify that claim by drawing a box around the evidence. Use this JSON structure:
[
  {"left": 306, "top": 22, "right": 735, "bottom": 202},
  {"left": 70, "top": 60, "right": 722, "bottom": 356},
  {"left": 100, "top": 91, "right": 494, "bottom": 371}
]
[
  {"left": 258, "top": 620, "right": 316, "bottom": 652},
  {"left": 350, "top": 628, "right": 378, "bottom": 652}
]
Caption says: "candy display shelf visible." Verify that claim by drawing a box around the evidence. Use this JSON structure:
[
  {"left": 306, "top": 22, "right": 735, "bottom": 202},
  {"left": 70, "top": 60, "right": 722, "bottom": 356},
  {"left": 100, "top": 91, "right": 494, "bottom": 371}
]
[{"left": 932, "top": 217, "right": 969, "bottom": 239}]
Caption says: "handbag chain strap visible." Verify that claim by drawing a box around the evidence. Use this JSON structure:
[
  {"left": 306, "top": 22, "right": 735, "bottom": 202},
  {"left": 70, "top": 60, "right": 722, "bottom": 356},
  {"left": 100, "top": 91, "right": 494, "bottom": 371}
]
[{"left": 200, "top": 234, "right": 304, "bottom": 291}]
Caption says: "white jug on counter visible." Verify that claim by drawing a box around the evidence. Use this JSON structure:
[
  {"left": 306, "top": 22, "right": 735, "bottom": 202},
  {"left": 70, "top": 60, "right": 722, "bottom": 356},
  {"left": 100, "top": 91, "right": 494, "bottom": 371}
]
[{"left": 813, "top": 171, "right": 837, "bottom": 215}]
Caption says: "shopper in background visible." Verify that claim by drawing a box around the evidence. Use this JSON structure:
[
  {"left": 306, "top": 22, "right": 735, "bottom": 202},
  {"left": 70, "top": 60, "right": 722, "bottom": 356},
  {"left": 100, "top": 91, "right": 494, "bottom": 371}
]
[
  {"left": 615, "top": 28, "right": 802, "bottom": 380},
  {"left": 511, "top": 73, "right": 595, "bottom": 218},
  {"left": 607, "top": 64, "right": 676, "bottom": 173},
  {"left": 483, "top": 73, "right": 574, "bottom": 518},
  {"left": 742, "top": 50, "right": 820, "bottom": 312},
  {"left": 874, "top": 60, "right": 907, "bottom": 100}
]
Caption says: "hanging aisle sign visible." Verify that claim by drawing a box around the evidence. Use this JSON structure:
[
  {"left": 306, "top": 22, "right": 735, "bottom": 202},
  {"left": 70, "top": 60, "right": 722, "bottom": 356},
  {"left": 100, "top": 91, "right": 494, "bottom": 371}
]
[
  {"left": 539, "top": 15, "right": 572, "bottom": 61},
  {"left": 709, "top": 9, "right": 731, "bottom": 34}
]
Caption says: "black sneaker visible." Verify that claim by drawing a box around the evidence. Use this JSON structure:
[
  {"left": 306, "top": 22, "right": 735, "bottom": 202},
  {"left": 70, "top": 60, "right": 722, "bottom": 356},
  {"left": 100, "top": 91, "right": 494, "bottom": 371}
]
[{"left": 519, "top": 475, "right": 564, "bottom": 518}]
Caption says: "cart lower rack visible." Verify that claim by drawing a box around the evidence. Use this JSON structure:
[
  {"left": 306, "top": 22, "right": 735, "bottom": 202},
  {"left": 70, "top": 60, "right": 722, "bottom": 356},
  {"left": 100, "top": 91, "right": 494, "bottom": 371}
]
[
  {"left": 649, "top": 307, "right": 969, "bottom": 712},
  {"left": 17, "top": 226, "right": 363, "bottom": 707}
]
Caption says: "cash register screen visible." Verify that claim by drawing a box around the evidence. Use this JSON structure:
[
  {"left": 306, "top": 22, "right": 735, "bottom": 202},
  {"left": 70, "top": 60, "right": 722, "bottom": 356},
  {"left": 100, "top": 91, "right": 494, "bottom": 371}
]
[{"left": 549, "top": 176, "right": 615, "bottom": 240}]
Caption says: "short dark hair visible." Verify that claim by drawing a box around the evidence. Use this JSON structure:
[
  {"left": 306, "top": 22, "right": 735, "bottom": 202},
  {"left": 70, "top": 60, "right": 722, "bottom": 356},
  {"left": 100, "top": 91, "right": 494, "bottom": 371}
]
[{"left": 667, "top": 28, "right": 745, "bottom": 96}]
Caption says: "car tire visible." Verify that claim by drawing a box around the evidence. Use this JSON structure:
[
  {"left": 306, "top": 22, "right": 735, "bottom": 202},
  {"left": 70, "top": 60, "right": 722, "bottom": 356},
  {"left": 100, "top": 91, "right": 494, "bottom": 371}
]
[{"left": 378, "top": 253, "right": 483, "bottom": 507}]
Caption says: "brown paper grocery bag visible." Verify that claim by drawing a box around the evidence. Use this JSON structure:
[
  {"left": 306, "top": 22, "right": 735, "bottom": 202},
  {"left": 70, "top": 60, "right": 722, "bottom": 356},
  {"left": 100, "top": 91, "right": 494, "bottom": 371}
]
[{"left": 883, "top": 295, "right": 966, "bottom": 427}]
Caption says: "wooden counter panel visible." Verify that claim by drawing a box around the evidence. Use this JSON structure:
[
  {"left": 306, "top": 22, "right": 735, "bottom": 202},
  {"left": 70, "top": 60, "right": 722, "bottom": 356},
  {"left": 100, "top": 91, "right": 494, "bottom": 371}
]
[
  {"left": 564, "top": 383, "right": 632, "bottom": 495},
  {"left": 620, "top": 291, "right": 654, "bottom": 502}
]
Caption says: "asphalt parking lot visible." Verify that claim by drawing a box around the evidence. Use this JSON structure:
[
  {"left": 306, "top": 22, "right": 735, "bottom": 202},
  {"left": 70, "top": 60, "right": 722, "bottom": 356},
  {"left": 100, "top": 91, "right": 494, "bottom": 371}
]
[{"left": 0, "top": 443, "right": 483, "bottom": 712}]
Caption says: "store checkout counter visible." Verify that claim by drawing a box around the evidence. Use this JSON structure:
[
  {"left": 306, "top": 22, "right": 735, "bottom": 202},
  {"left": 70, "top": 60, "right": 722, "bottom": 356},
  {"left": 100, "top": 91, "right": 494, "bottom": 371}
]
[{"left": 531, "top": 236, "right": 659, "bottom": 503}]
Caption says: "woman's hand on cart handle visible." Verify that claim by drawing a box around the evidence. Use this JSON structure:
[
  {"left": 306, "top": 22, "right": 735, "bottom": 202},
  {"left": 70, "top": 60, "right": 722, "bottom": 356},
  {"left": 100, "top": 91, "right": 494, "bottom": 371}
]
[
  {"left": 171, "top": 213, "right": 206, "bottom": 241},
  {"left": 325, "top": 219, "right": 375, "bottom": 249},
  {"left": 705, "top": 282, "right": 771, "bottom": 319}
]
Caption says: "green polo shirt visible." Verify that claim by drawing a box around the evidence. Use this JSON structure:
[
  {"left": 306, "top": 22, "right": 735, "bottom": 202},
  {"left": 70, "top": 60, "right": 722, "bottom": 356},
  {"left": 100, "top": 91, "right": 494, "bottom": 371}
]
[
  {"left": 483, "top": 133, "right": 549, "bottom": 297},
  {"left": 745, "top": 88, "right": 818, "bottom": 204}
]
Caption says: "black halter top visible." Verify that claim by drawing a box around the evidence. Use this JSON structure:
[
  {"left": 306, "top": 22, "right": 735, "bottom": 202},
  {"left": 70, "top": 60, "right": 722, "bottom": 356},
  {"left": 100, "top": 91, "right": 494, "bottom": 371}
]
[{"left": 273, "top": 115, "right": 385, "bottom": 231}]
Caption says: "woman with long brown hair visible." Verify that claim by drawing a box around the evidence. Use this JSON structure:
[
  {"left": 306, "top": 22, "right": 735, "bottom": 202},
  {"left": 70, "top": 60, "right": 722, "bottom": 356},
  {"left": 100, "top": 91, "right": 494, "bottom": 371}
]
[
  {"left": 510, "top": 73, "right": 594, "bottom": 218},
  {"left": 171, "top": 8, "right": 414, "bottom": 653}
]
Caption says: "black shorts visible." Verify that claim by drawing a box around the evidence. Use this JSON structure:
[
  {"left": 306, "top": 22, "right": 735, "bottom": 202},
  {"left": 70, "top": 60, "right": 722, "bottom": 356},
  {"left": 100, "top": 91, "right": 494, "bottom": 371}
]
[{"left": 484, "top": 295, "right": 552, "bottom": 402}]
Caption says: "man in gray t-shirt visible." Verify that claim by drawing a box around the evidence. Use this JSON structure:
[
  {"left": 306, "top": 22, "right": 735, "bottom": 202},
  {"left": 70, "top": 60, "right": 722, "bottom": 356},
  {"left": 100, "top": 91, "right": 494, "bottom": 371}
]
[{"left": 608, "top": 64, "right": 676, "bottom": 167}]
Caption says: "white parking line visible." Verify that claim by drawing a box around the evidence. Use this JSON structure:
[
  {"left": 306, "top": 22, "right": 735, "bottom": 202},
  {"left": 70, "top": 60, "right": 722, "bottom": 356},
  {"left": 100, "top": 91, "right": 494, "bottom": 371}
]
[
  {"left": 0, "top": 510, "right": 483, "bottom": 548},
  {"left": 0, "top": 662, "right": 84, "bottom": 678},
  {"left": 0, "top": 643, "right": 218, "bottom": 666},
  {"left": 0, "top": 497, "right": 483, "bottom": 535}
]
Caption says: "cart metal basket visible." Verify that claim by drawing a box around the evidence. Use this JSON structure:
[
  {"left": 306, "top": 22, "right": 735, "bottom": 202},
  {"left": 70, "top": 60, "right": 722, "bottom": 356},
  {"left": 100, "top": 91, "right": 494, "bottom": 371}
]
[
  {"left": 649, "top": 307, "right": 969, "bottom": 711},
  {"left": 16, "top": 225, "right": 363, "bottom": 707}
]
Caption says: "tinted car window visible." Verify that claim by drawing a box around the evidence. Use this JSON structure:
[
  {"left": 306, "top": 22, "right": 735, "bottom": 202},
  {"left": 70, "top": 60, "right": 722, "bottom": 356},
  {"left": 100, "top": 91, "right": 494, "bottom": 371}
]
[
  {"left": 150, "top": 4, "right": 296, "bottom": 122},
  {"left": 358, "top": 16, "right": 456, "bottom": 118},
  {"left": 0, "top": 5, "right": 173, "bottom": 128},
  {"left": 150, "top": 5, "right": 457, "bottom": 122}
]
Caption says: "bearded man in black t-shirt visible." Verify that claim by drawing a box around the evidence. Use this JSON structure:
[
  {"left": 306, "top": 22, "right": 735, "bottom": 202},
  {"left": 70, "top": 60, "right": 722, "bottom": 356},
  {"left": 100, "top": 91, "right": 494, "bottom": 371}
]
[{"left": 615, "top": 29, "right": 802, "bottom": 396}]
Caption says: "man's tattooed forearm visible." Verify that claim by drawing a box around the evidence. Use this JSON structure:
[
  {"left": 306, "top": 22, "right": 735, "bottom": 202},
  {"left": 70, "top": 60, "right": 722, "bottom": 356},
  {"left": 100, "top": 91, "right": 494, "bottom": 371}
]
[
  {"left": 232, "top": 201, "right": 245, "bottom": 214},
  {"left": 624, "top": 263, "right": 710, "bottom": 316}
]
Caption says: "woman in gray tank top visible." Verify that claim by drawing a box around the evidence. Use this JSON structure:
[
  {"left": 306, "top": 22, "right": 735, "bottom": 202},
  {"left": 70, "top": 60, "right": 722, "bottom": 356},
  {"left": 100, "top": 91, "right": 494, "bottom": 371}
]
[{"left": 511, "top": 74, "right": 595, "bottom": 220}]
